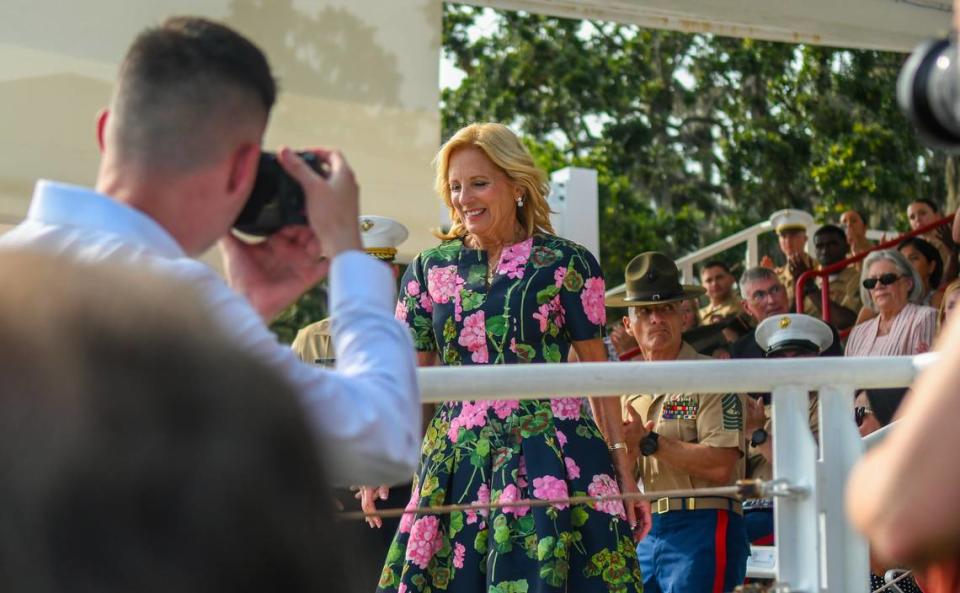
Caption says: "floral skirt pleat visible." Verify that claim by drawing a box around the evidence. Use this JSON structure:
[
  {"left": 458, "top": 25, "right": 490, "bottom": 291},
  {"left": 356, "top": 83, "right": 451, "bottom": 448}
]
[{"left": 377, "top": 398, "right": 644, "bottom": 593}]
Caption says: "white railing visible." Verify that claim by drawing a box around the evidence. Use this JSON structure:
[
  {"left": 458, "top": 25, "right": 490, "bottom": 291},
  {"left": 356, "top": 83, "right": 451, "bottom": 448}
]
[
  {"left": 606, "top": 222, "right": 898, "bottom": 291},
  {"left": 417, "top": 354, "right": 934, "bottom": 593}
]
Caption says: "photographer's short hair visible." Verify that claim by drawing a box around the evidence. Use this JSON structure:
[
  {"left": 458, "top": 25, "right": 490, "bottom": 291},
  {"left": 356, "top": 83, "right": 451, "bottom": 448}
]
[
  {"left": 0, "top": 253, "right": 348, "bottom": 593},
  {"left": 859, "top": 249, "right": 925, "bottom": 309},
  {"left": 739, "top": 267, "right": 780, "bottom": 299},
  {"left": 110, "top": 17, "right": 276, "bottom": 172}
]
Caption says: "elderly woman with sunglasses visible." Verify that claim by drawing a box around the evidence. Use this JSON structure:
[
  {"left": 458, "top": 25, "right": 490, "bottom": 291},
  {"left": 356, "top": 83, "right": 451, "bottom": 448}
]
[{"left": 846, "top": 250, "right": 938, "bottom": 357}]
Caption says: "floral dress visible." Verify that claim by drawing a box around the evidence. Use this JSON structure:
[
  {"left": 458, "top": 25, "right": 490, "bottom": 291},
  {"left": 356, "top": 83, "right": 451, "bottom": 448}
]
[{"left": 378, "top": 234, "right": 644, "bottom": 593}]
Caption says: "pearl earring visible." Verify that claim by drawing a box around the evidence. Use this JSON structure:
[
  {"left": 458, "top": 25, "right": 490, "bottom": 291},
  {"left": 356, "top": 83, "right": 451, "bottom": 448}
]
[{"left": 516, "top": 195, "right": 524, "bottom": 207}]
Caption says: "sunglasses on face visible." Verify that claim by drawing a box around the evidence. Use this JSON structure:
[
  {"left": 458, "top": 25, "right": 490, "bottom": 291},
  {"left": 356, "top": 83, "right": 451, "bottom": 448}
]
[
  {"left": 854, "top": 406, "right": 873, "bottom": 427},
  {"left": 862, "top": 273, "right": 903, "bottom": 290}
]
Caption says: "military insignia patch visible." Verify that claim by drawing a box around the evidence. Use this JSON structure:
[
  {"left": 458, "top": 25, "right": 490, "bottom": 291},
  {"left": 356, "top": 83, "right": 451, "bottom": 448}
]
[
  {"left": 661, "top": 398, "right": 699, "bottom": 420},
  {"left": 721, "top": 393, "right": 743, "bottom": 430}
]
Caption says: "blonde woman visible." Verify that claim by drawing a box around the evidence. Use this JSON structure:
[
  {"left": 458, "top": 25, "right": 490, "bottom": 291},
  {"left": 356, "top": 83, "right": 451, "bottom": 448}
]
[
  {"left": 938, "top": 278, "right": 960, "bottom": 331},
  {"left": 372, "top": 123, "right": 647, "bottom": 593}
]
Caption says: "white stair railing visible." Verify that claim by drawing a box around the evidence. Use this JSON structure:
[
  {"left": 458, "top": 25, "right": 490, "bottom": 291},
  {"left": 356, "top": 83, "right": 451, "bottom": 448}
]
[{"left": 417, "top": 354, "right": 932, "bottom": 593}]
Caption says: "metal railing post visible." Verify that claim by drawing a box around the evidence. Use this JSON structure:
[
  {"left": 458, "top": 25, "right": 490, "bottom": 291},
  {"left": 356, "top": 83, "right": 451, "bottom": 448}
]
[
  {"left": 772, "top": 385, "right": 819, "bottom": 592},
  {"left": 817, "top": 384, "right": 870, "bottom": 593},
  {"left": 746, "top": 234, "right": 759, "bottom": 270}
]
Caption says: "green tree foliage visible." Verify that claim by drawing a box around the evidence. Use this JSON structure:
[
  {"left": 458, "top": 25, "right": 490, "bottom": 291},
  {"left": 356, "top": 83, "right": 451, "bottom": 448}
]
[{"left": 441, "top": 5, "right": 946, "bottom": 282}]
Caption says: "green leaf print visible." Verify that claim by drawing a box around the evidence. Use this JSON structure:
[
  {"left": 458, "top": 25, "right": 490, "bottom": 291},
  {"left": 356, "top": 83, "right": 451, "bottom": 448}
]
[
  {"left": 461, "top": 289, "right": 484, "bottom": 311},
  {"left": 421, "top": 475, "right": 440, "bottom": 497},
  {"left": 494, "top": 525, "right": 513, "bottom": 552},
  {"left": 474, "top": 529, "right": 489, "bottom": 555},
  {"left": 543, "top": 343, "right": 562, "bottom": 363},
  {"left": 562, "top": 266, "right": 584, "bottom": 292},
  {"left": 386, "top": 541, "right": 403, "bottom": 563},
  {"left": 467, "top": 264, "right": 487, "bottom": 284},
  {"left": 516, "top": 514, "right": 535, "bottom": 534},
  {"left": 535, "top": 284, "right": 560, "bottom": 305},
  {"left": 378, "top": 566, "right": 397, "bottom": 589},
  {"left": 431, "top": 567, "right": 451, "bottom": 590},
  {"left": 443, "top": 317, "right": 457, "bottom": 342},
  {"left": 485, "top": 314, "right": 508, "bottom": 337},
  {"left": 442, "top": 345, "right": 461, "bottom": 365},
  {"left": 490, "top": 580, "right": 529, "bottom": 593},
  {"left": 530, "top": 245, "right": 562, "bottom": 268},
  {"left": 571, "top": 506, "right": 590, "bottom": 527},
  {"left": 476, "top": 438, "right": 490, "bottom": 457},
  {"left": 513, "top": 342, "right": 536, "bottom": 363},
  {"left": 539, "top": 559, "right": 570, "bottom": 587},
  {"left": 536, "top": 536, "right": 555, "bottom": 561},
  {"left": 435, "top": 241, "right": 462, "bottom": 261},
  {"left": 450, "top": 511, "right": 465, "bottom": 536}
]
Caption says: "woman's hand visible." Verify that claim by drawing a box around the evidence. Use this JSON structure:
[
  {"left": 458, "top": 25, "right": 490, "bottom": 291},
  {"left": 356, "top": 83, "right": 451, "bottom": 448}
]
[
  {"left": 615, "top": 466, "right": 652, "bottom": 542},
  {"left": 355, "top": 485, "right": 390, "bottom": 528}
]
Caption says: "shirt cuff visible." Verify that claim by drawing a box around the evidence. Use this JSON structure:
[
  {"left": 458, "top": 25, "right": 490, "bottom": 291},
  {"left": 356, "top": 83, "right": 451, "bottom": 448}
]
[{"left": 328, "top": 250, "right": 395, "bottom": 313}]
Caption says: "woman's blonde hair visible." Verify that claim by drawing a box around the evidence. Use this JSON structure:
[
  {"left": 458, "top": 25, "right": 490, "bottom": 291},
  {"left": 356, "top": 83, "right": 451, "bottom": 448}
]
[
  {"left": 433, "top": 123, "right": 554, "bottom": 241},
  {"left": 938, "top": 278, "right": 960, "bottom": 329}
]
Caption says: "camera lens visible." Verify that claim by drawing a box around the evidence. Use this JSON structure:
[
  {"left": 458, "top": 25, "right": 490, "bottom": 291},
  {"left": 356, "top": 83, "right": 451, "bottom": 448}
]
[{"left": 898, "top": 37, "right": 960, "bottom": 152}]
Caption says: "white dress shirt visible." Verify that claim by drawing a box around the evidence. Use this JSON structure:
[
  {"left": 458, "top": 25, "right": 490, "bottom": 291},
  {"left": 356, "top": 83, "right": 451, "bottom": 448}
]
[{"left": 0, "top": 180, "right": 420, "bottom": 486}]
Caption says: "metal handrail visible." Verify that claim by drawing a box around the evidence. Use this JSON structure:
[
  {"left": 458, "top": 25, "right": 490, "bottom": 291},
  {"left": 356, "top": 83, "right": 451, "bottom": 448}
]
[{"left": 794, "top": 213, "right": 955, "bottom": 325}]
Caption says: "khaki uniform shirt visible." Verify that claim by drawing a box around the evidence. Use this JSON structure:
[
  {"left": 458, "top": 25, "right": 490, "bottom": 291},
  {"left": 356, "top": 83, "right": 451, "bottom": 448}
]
[
  {"left": 622, "top": 342, "right": 747, "bottom": 492},
  {"left": 775, "top": 253, "right": 818, "bottom": 298},
  {"left": 746, "top": 394, "right": 819, "bottom": 481},
  {"left": 290, "top": 317, "right": 335, "bottom": 366},
  {"left": 802, "top": 264, "right": 862, "bottom": 317},
  {"left": 699, "top": 295, "right": 744, "bottom": 325}
]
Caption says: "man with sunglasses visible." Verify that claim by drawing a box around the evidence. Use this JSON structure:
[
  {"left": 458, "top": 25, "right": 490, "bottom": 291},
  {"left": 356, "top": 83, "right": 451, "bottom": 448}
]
[{"left": 729, "top": 267, "right": 843, "bottom": 359}]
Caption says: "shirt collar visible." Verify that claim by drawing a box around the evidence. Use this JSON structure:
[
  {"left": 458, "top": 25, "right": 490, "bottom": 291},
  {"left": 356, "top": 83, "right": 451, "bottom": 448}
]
[{"left": 28, "top": 180, "right": 186, "bottom": 259}]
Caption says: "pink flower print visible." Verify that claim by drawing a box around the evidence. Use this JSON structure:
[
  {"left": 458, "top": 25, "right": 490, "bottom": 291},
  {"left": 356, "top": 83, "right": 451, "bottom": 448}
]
[
  {"left": 492, "top": 399, "right": 520, "bottom": 419},
  {"left": 405, "top": 515, "right": 443, "bottom": 569},
  {"left": 467, "top": 483, "right": 490, "bottom": 525},
  {"left": 458, "top": 310, "right": 489, "bottom": 364},
  {"left": 406, "top": 280, "right": 422, "bottom": 297},
  {"left": 419, "top": 292, "right": 434, "bottom": 313},
  {"left": 453, "top": 542, "right": 466, "bottom": 569},
  {"left": 580, "top": 276, "right": 607, "bottom": 326},
  {"left": 399, "top": 585, "right": 408, "bottom": 593},
  {"left": 496, "top": 237, "right": 533, "bottom": 280},
  {"left": 555, "top": 430, "right": 568, "bottom": 449},
  {"left": 551, "top": 397, "right": 582, "bottom": 421},
  {"left": 394, "top": 299, "right": 408, "bottom": 321},
  {"left": 588, "top": 474, "right": 626, "bottom": 519},
  {"left": 532, "top": 475, "right": 569, "bottom": 510},
  {"left": 427, "top": 265, "right": 463, "bottom": 304},
  {"left": 398, "top": 490, "right": 420, "bottom": 534},
  {"left": 554, "top": 266, "right": 567, "bottom": 288},
  {"left": 499, "top": 483, "right": 530, "bottom": 516},
  {"left": 564, "top": 457, "right": 581, "bottom": 480},
  {"left": 448, "top": 400, "right": 490, "bottom": 443},
  {"left": 551, "top": 294, "right": 566, "bottom": 328},
  {"left": 533, "top": 301, "right": 552, "bottom": 333}
]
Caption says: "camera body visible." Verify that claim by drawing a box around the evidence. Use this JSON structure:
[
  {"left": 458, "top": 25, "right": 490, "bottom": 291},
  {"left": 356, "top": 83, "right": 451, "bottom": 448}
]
[
  {"left": 232, "top": 151, "right": 326, "bottom": 236},
  {"left": 898, "top": 36, "right": 960, "bottom": 153}
]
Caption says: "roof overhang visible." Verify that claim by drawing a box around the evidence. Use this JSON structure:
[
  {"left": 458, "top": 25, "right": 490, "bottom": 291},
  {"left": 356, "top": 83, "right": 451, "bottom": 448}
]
[{"left": 466, "top": 0, "right": 953, "bottom": 52}]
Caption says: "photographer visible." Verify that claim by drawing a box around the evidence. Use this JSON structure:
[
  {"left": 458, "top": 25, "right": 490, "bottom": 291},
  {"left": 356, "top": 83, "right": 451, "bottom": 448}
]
[{"left": 0, "top": 17, "right": 419, "bottom": 487}]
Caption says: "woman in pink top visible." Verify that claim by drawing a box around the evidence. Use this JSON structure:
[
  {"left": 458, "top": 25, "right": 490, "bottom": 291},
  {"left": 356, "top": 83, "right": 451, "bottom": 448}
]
[{"left": 846, "top": 249, "right": 938, "bottom": 357}]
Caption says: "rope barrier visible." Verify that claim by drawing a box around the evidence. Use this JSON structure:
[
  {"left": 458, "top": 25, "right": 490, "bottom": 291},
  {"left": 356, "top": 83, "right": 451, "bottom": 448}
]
[{"left": 337, "top": 480, "right": 765, "bottom": 521}]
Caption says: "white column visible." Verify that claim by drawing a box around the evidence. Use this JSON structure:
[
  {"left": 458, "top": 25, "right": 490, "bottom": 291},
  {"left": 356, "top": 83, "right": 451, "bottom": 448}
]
[{"left": 772, "top": 385, "right": 819, "bottom": 592}]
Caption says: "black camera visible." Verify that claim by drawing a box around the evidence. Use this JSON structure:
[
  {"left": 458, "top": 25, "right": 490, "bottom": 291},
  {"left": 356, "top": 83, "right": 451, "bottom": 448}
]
[
  {"left": 232, "top": 151, "right": 327, "bottom": 236},
  {"left": 898, "top": 35, "right": 960, "bottom": 152}
]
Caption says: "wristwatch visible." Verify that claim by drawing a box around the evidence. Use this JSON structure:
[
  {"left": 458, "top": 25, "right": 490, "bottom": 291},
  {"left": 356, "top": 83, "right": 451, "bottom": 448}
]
[
  {"left": 639, "top": 431, "right": 660, "bottom": 456},
  {"left": 750, "top": 428, "right": 768, "bottom": 448}
]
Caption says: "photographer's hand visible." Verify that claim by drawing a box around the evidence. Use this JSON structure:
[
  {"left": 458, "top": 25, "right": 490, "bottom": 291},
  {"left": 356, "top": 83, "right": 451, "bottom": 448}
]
[
  {"left": 279, "top": 147, "right": 363, "bottom": 257},
  {"left": 221, "top": 226, "right": 328, "bottom": 322}
]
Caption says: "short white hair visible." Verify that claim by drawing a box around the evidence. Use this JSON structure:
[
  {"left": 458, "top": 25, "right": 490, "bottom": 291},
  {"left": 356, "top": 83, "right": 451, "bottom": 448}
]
[{"left": 860, "top": 249, "right": 924, "bottom": 309}]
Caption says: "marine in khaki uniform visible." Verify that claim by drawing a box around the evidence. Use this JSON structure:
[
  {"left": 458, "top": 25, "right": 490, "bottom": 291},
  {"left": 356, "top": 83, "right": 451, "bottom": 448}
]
[
  {"left": 697, "top": 261, "right": 743, "bottom": 324},
  {"left": 742, "top": 313, "right": 832, "bottom": 546},
  {"left": 609, "top": 252, "right": 749, "bottom": 593},
  {"left": 769, "top": 209, "right": 818, "bottom": 299},
  {"left": 291, "top": 215, "right": 409, "bottom": 367},
  {"left": 797, "top": 224, "right": 861, "bottom": 330}
]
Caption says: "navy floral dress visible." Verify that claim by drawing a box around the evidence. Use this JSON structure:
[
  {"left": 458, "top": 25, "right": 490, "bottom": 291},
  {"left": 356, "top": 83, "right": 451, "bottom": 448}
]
[{"left": 378, "top": 234, "right": 643, "bottom": 593}]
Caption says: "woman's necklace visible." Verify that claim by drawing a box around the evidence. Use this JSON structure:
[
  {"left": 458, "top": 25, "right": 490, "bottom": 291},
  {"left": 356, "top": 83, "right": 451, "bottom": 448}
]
[{"left": 466, "top": 224, "right": 524, "bottom": 287}]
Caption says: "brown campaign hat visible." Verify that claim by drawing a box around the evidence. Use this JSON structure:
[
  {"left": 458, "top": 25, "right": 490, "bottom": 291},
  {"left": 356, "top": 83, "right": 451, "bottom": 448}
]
[{"left": 605, "top": 252, "right": 705, "bottom": 308}]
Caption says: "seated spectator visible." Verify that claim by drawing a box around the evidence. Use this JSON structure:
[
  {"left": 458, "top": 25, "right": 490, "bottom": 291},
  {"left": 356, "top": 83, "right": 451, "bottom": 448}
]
[
  {"left": 898, "top": 236, "right": 944, "bottom": 306},
  {"left": 799, "top": 224, "right": 860, "bottom": 329},
  {"left": 846, "top": 250, "right": 937, "bottom": 357},
  {"left": 908, "top": 198, "right": 956, "bottom": 286},
  {"left": 841, "top": 209, "right": 875, "bottom": 261},
  {"left": 698, "top": 260, "right": 742, "bottom": 324},
  {"left": 730, "top": 266, "right": 842, "bottom": 359},
  {"left": 769, "top": 209, "right": 818, "bottom": 297},
  {"left": 0, "top": 253, "right": 355, "bottom": 592},
  {"left": 679, "top": 296, "right": 702, "bottom": 332},
  {"left": 938, "top": 278, "right": 960, "bottom": 331}
]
